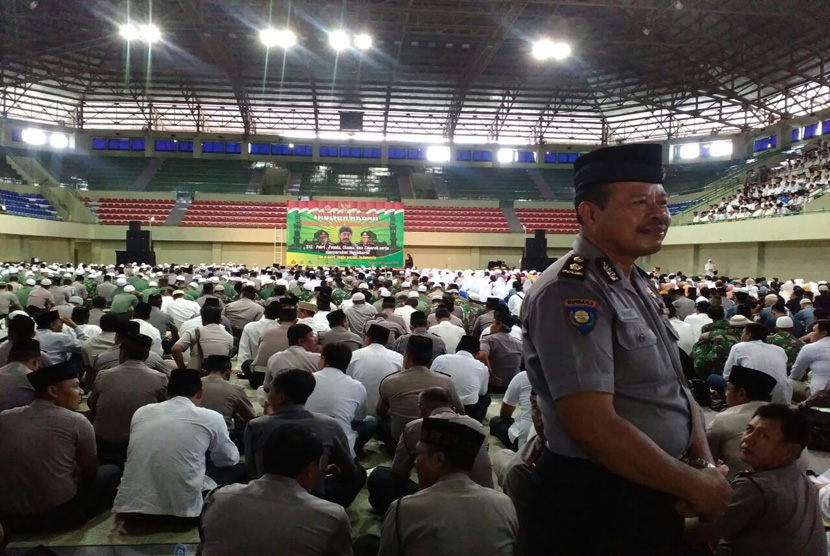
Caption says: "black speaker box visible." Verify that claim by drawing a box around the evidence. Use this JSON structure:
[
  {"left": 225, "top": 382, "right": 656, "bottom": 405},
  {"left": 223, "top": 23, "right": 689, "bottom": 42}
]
[
  {"left": 525, "top": 238, "right": 547, "bottom": 259},
  {"left": 521, "top": 256, "right": 556, "bottom": 272}
]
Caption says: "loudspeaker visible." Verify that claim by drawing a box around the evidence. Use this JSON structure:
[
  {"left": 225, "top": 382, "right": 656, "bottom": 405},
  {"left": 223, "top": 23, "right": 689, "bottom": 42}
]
[
  {"left": 534, "top": 229, "right": 546, "bottom": 240},
  {"left": 521, "top": 256, "right": 556, "bottom": 272},
  {"left": 525, "top": 238, "right": 547, "bottom": 259},
  {"left": 119, "top": 221, "right": 156, "bottom": 265}
]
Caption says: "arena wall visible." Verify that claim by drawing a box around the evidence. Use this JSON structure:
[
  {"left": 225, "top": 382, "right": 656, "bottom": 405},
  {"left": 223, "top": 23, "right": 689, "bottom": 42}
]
[{"left": 3, "top": 211, "right": 830, "bottom": 278}]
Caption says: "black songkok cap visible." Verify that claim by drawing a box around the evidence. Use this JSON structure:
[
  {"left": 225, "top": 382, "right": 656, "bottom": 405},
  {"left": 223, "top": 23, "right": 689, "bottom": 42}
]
[
  {"left": 573, "top": 144, "right": 664, "bottom": 192},
  {"left": 27, "top": 361, "right": 77, "bottom": 390},
  {"left": 420, "top": 417, "right": 485, "bottom": 470}
]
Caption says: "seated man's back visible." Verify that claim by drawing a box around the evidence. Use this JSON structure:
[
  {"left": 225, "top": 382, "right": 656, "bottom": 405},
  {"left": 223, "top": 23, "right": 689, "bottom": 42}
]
[
  {"left": 114, "top": 370, "right": 240, "bottom": 518},
  {"left": 201, "top": 425, "right": 352, "bottom": 556}
]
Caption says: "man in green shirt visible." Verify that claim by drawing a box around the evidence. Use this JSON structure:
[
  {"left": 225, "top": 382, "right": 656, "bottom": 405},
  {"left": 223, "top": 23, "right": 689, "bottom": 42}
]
[
  {"left": 766, "top": 316, "right": 805, "bottom": 371},
  {"left": 110, "top": 285, "right": 139, "bottom": 315},
  {"left": 17, "top": 279, "right": 35, "bottom": 307}
]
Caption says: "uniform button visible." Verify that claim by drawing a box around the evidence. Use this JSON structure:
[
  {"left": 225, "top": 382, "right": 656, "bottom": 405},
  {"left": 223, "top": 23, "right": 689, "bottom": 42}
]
[{"left": 638, "top": 334, "right": 645, "bottom": 342}]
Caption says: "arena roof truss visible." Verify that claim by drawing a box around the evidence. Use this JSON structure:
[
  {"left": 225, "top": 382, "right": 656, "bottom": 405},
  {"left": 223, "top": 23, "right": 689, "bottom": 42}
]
[{"left": 2, "top": 0, "right": 830, "bottom": 144}]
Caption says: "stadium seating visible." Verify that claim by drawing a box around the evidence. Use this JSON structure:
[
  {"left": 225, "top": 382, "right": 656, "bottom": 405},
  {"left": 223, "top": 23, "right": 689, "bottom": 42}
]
[
  {"left": 32, "top": 152, "right": 88, "bottom": 189},
  {"left": 0, "top": 189, "right": 60, "bottom": 220},
  {"left": 404, "top": 206, "right": 510, "bottom": 233},
  {"left": 514, "top": 208, "right": 579, "bottom": 234},
  {"left": 83, "top": 157, "right": 149, "bottom": 190},
  {"left": 662, "top": 161, "right": 738, "bottom": 194},
  {"left": 293, "top": 164, "right": 400, "bottom": 200},
  {"left": 180, "top": 200, "right": 288, "bottom": 228},
  {"left": 84, "top": 198, "right": 175, "bottom": 226},
  {"left": 537, "top": 169, "right": 574, "bottom": 201},
  {"left": 148, "top": 159, "right": 258, "bottom": 194},
  {"left": 427, "top": 167, "right": 542, "bottom": 201},
  {"left": 667, "top": 199, "right": 703, "bottom": 216},
  {"left": 0, "top": 152, "right": 24, "bottom": 185}
]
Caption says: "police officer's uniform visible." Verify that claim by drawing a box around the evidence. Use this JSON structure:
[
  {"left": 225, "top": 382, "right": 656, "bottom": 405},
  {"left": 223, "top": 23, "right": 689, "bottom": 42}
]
[{"left": 522, "top": 144, "right": 696, "bottom": 555}]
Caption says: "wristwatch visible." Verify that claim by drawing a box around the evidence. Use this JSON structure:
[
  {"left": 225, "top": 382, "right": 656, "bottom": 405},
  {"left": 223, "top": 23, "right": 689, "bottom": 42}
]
[{"left": 682, "top": 457, "right": 716, "bottom": 470}]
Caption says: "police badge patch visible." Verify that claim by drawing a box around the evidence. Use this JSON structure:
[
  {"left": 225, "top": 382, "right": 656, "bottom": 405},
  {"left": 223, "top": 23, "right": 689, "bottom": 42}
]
[{"left": 564, "top": 298, "right": 598, "bottom": 335}]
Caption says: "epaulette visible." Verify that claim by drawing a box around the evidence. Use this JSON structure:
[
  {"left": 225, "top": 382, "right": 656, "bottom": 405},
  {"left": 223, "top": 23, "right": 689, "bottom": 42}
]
[
  {"left": 596, "top": 258, "right": 621, "bottom": 283},
  {"left": 558, "top": 255, "right": 589, "bottom": 280}
]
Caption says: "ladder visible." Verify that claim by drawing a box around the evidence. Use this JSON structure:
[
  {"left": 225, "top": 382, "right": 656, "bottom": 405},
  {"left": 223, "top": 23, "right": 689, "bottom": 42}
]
[{"left": 273, "top": 227, "right": 285, "bottom": 267}]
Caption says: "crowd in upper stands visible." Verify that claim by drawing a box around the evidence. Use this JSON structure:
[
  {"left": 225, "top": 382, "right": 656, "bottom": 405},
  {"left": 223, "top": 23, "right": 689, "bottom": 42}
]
[
  {"left": 0, "top": 259, "right": 829, "bottom": 554},
  {"left": 693, "top": 139, "right": 830, "bottom": 223}
]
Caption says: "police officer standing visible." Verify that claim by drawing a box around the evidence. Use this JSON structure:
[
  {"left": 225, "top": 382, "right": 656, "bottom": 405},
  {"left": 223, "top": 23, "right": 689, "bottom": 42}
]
[{"left": 522, "top": 144, "right": 731, "bottom": 555}]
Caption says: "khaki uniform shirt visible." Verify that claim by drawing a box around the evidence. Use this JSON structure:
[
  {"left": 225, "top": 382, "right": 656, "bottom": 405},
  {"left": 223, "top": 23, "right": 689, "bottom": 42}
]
[
  {"left": 201, "top": 374, "right": 256, "bottom": 429},
  {"left": 265, "top": 346, "right": 321, "bottom": 388},
  {"left": 0, "top": 399, "right": 96, "bottom": 516},
  {"left": 480, "top": 331, "right": 523, "bottom": 385},
  {"left": 0, "top": 361, "right": 35, "bottom": 411},
  {"left": 392, "top": 330, "right": 447, "bottom": 365},
  {"left": 471, "top": 310, "right": 496, "bottom": 339},
  {"left": 27, "top": 286, "right": 55, "bottom": 310},
  {"left": 706, "top": 400, "right": 767, "bottom": 480},
  {"left": 201, "top": 475, "right": 352, "bottom": 556},
  {"left": 253, "top": 323, "right": 293, "bottom": 367},
  {"left": 224, "top": 297, "right": 264, "bottom": 332},
  {"left": 344, "top": 303, "right": 378, "bottom": 335},
  {"left": 522, "top": 236, "right": 693, "bottom": 460},
  {"left": 377, "top": 365, "right": 463, "bottom": 439},
  {"left": 88, "top": 360, "right": 169, "bottom": 444},
  {"left": 379, "top": 472, "right": 518, "bottom": 556},
  {"left": 393, "top": 407, "right": 493, "bottom": 488},
  {"left": 175, "top": 323, "right": 234, "bottom": 371},
  {"left": 694, "top": 463, "right": 826, "bottom": 555},
  {"left": 319, "top": 326, "right": 363, "bottom": 352}
]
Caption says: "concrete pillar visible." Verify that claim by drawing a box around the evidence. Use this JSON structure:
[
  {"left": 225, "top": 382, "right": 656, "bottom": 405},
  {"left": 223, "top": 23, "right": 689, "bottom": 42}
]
[{"left": 775, "top": 122, "right": 792, "bottom": 151}]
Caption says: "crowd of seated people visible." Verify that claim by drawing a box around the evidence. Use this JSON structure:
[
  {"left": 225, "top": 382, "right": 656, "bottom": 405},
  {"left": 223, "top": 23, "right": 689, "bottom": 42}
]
[
  {"left": 693, "top": 139, "right": 830, "bottom": 223},
  {"left": 0, "top": 260, "right": 828, "bottom": 554}
]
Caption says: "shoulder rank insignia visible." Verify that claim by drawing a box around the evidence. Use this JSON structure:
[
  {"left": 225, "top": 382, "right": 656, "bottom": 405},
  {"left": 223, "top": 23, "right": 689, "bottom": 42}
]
[
  {"left": 596, "top": 259, "right": 620, "bottom": 283},
  {"left": 558, "top": 255, "right": 588, "bottom": 280},
  {"left": 564, "top": 298, "right": 597, "bottom": 335}
]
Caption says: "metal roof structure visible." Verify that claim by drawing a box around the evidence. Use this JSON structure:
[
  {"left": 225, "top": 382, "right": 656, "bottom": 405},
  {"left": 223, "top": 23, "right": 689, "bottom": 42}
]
[{"left": 2, "top": 0, "right": 830, "bottom": 144}]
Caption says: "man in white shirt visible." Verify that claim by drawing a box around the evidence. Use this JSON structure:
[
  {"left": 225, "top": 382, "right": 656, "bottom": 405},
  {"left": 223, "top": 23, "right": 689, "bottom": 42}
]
[
  {"left": 171, "top": 306, "right": 233, "bottom": 371},
  {"left": 164, "top": 290, "right": 201, "bottom": 329},
  {"left": 131, "top": 302, "right": 163, "bottom": 356},
  {"left": 113, "top": 369, "right": 245, "bottom": 521},
  {"left": 34, "top": 310, "right": 88, "bottom": 366},
  {"left": 721, "top": 323, "right": 791, "bottom": 405},
  {"left": 347, "top": 324, "right": 403, "bottom": 419},
  {"left": 306, "top": 342, "right": 369, "bottom": 458},
  {"left": 684, "top": 300, "right": 713, "bottom": 342},
  {"left": 666, "top": 301, "right": 695, "bottom": 356},
  {"left": 428, "top": 308, "right": 466, "bottom": 354},
  {"left": 237, "top": 301, "right": 280, "bottom": 371},
  {"left": 394, "top": 297, "right": 418, "bottom": 328},
  {"left": 489, "top": 370, "right": 532, "bottom": 451},
  {"left": 297, "top": 301, "right": 330, "bottom": 339},
  {"left": 790, "top": 320, "right": 830, "bottom": 396},
  {"left": 507, "top": 283, "right": 525, "bottom": 318},
  {"left": 430, "top": 335, "right": 490, "bottom": 421}
]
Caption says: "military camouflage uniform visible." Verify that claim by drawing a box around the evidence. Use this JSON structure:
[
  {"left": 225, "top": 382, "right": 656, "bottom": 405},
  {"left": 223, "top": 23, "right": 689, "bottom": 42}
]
[
  {"left": 766, "top": 332, "right": 805, "bottom": 370},
  {"left": 692, "top": 320, "right": 740, "bottom": 380}
]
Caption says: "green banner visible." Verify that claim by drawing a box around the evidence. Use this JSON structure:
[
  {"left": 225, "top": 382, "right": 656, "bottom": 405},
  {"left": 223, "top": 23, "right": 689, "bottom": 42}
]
[{"left": 286, "top": 201, "right": 404, "bottom": 267}]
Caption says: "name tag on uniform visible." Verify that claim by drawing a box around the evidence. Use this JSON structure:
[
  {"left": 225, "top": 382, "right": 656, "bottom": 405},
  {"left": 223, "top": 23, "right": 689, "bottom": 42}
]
[{"left": 618, "top": 308, "right": 640, "bottom": 321}]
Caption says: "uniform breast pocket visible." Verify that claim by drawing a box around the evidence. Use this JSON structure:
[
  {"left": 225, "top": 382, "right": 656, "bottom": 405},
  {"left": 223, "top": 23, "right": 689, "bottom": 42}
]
[{"left": 615, "top": 321, "right": 662, "bottom": 385}]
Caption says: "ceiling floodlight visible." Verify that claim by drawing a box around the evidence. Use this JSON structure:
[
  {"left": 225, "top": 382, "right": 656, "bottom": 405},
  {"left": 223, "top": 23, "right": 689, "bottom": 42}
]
[
  {"left": 119, "top": 23, "right": 140, "bottom": 41},
  {"left": 329, "top": 30, "right": 351, "bottom": 51},
  {"left": 21, "top": 128, "right": 47, "bottom": 146},
  {"left": 532, "top": 39, "right": 572, "bottom": 61},
  {"left": 260, "top": 28, "right": 296, "bottom": 49},
  {"left": 139, "top": 24, "right": 161, "bottom": 43},
  {"left": 709, "top": 141, "right": 733, "bottom": 157},
  {"left": 426, "top": 146, "right": 450, "bottom": 163},
  {"left": 49, "top": 133, "right": 69, "bottom": 149},
  {"left": 679, "top": 143, "right": 700, "bottom": 160},
  {"left": 354, "top": 33, "right": 372, "bottom": 50},
  {"left": 497, "top": 148, "right": 515, "bottom": 164}
]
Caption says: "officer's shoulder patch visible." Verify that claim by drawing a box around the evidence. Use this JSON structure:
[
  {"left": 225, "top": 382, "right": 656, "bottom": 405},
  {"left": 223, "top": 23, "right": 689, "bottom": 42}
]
[
  {"left": 596, "top": 259, "right": 620, "bottom": 283},
  {"left": 558, "top": 255, "right": 589, "bottom": 280},
  {"left": 564, "top": 298, "right": 598, "bottom": 335}
]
